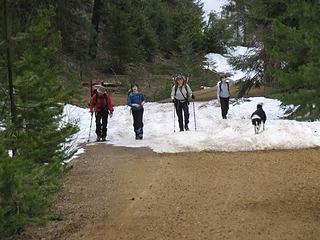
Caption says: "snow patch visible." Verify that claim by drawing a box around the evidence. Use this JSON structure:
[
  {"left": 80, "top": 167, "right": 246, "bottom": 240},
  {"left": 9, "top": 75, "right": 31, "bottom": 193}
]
[
  {"left": 63, "top": 97, "right": 320, "bottom": 158},
  {"left": 205, "top": 46, "right": 259, "bottom": 81}
]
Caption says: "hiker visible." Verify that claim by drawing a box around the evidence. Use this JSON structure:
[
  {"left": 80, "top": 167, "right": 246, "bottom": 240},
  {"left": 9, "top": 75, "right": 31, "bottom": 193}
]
[
  {"left": 128, "top": 84, "right": 145, "bottom": 140},
  {"left": 216, "top": 74, "right": 232, "bottom": 119},
  {"left": 90, "top": 85, "right": 114, "bottom": 142},
  {"left": 171, "top": 74, "right": 195, "bottom": 131}
]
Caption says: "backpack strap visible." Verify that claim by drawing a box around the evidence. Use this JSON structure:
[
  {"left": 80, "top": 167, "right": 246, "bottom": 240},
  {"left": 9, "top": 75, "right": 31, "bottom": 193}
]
[
  {"left": 174, "top": 84, "right": 189, "bottom": 101},
  {"left": 185, "top": 84, "right": 189, "bottom": 99},
  {"left": 219, "top": 81, "right": 230, "bottom": 95}
]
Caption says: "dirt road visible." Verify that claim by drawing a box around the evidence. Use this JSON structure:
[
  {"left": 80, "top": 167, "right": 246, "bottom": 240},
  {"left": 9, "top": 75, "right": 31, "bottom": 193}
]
[{"left": 21, "top": 145, "right": 320, "bottom": 240}]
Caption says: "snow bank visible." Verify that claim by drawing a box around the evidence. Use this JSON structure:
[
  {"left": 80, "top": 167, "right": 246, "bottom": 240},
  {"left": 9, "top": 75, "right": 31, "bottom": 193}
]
[
  {"left": 63, "top": 97, "right": 320, "bottom": 156},
  {"left": 205, "top": 46, "right": 259, "bottom": 81}
]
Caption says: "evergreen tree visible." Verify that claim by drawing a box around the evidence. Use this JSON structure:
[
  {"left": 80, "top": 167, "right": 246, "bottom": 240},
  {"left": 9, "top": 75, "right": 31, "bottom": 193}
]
[
  {"left": 222, "top": 0, "right": 287, "bottom": 94},
  {"left": 203, "top": 12, "right": 232, "bottom": 54},
  {"left": 268, "top": 1, "right": 320, "bottom": 120},
  {"left": 0, "top": 7, "right": 77, "bottom": 236}
]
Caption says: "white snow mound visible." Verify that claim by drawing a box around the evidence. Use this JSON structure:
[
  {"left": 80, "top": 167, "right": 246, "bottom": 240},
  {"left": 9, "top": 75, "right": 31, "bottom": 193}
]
[{"left": 63, "top": 97, "right": 320, "bottom": 155}]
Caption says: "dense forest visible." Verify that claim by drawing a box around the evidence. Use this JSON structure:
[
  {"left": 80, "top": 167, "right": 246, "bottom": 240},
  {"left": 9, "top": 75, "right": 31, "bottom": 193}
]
[
  {"left": 221, "top": 0, "right": 320, "bottom": 120},
  {"left": 0, "top": 0, "right": 319, "bottom": 237}
]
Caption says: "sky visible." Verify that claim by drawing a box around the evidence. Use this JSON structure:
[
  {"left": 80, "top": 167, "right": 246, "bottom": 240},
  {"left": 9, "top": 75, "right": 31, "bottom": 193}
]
[{"left": 202, "top": 0, "right": 228, "bottom": 14}]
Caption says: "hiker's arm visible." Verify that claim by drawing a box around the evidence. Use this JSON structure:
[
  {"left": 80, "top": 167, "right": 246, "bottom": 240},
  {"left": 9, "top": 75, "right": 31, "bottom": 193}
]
[
  {"left": 228, "top": 79, "right": 236, "bottom": 85},
  {"left": 170, "top": 86, "right": 175, "bottom": 100},
  {"left": 127, "top": 94, "right": 132, "bottom": 107},
  {"left": 140, "top": 94, "right": 145, "bottom": 106},
  {"left": 107, "top": 95, "right": 114, "bottom": 114},
  {"left": 216, "top": 82, "right": 220, "bottom": 100},
  {"left": 187, "top": 84, "right": 193, "bottom": 98}
]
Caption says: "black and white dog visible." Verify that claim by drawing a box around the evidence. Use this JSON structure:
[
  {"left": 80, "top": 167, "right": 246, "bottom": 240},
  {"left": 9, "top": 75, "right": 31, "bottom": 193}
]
[{"left": 251, "top": 104, "right": 267, "bottom": 134}]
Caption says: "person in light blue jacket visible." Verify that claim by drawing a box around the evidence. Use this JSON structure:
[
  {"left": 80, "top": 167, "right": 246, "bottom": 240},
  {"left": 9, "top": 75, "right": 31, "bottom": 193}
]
[
  {"left": 217, "top": 74, "right": 233, "bottom": 119},
  {"left": 128, "top": 84, "right": 145, "bottom": 140}
]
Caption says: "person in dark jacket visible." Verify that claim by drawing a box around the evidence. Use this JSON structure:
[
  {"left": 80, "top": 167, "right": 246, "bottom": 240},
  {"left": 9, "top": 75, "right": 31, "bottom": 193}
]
[
  {"left": 90, "top": 86, "right": 114, "bottom": 141},
  {"left": 251, "top": 103, "right": 267, "bottom": 134},
  {"left": 128, "top": 84, "right": 145, "bottom": 140},
  {"left": 171, "top": 75, "right": 195, "bottom": 131}
]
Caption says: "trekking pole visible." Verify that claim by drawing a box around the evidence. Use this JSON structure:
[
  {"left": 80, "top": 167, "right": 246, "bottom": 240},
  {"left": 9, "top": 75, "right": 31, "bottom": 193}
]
[
  {"left": 192, "top": 101, "right": 197, "bottom": 131},
  {"left": 173, "top": 102, "right": 176, "bottom": 132},
  {"left": 87, "top": 112, "right": 94, "bottom": 142}
]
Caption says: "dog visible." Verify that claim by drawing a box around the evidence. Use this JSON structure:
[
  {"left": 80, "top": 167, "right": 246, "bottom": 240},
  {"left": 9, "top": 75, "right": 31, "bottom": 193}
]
[{"left": 251, "top": 103, "right": 267, "bottom": 134}]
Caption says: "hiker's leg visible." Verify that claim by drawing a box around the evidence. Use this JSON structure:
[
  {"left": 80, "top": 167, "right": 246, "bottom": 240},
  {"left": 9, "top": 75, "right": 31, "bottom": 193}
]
[
  {"left": 176, "top": 102, "right": 184, "bottom": 131},
  {"left": 132, "top": 109, "right": 139, "bottom": 136},
  {"left": 182, "top": 102, "right": 190, "bottom": 130},
  {"left": 95, "top": 112, "right": 102, "bottom": 138},
  {"left": 101, "top": 111, "right": 108, "bottom": 139},
  {"left": 138, "top": 108, "right": 144, "bottom": 135},
  {"left": 220, "top": 98, "right": 228, "bottom": 119},
  {"left": 225, "top": 97, "right": 230, "bottom": 116},
  {"left": 136, "top": 109, "right": 144, "bottom": 138}
]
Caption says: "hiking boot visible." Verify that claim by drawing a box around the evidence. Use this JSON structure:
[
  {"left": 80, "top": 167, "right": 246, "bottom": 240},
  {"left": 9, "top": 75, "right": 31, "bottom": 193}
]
[
  {"left": 96, "top": 137, "right": 101, "bottom": 142},
  {"left": 179, "top": 129, "right": 184, "bottom": 132},
  {"left": 139, "top": 134, "right": 143, "bottom": 140},
  {"left": 185, "top": 126, "right": 189, "bottom": 131},
  {"left": 101, "top": 138, "right": 106, "bottom": 142}
]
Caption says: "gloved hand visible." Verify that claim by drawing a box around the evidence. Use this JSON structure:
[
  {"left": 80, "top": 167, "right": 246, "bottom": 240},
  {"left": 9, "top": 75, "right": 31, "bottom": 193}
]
[
  {"left": 191, "top": 95, "right": 195, "bottom": 100},
  {"left": 109, "top": 113, "right": 113, "bottom": 118}
]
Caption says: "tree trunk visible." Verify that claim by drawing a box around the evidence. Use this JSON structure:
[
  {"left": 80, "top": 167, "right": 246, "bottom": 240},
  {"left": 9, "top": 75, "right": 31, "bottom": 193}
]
[
  {"left": 89, "top": 0, "right": 102, "bottom": 59},
  {"left": 4, "top": 0, "right": 16, "bottom": 156}
]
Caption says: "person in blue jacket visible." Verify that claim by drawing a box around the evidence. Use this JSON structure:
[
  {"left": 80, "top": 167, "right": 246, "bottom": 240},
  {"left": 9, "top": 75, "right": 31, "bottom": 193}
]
[{"left": 127, "top": 84, "right": 145, "bottom": 140}]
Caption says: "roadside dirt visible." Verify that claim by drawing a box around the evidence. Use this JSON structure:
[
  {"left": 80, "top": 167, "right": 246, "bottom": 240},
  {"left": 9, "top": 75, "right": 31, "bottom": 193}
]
[{"left": 19, "top": 145, "right": 320, "bottom": 240}]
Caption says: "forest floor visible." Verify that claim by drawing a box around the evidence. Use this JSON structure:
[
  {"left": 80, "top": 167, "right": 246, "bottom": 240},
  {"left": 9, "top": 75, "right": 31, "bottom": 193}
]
[{"left": 18, "top": 144, "right": 320, "bottom": 240}]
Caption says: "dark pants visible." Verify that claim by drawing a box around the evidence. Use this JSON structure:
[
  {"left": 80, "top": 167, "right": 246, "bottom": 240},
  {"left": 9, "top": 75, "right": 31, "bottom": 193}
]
[
  {"left": 95, "top": 111, "right": 108, "bottom": 139},
  {"left": 132, "top": 108, "right": 144, "bottom": 137},
  {"left": 175, "top": 101, "right": 189, "bottom": 131},
  {"left": 220, "top": 97, "right": 229, "bottom": 119}
]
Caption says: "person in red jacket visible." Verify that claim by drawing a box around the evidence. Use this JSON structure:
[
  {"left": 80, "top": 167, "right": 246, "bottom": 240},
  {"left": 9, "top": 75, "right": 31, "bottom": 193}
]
[{"left": 90, "top": 86, "right": 114, "bottom": 141}]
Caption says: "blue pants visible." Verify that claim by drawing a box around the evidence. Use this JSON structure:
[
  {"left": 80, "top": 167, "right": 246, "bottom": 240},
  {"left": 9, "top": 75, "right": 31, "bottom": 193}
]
[{"left": 132, "top": 108, "right": 144, "bottom": 136}]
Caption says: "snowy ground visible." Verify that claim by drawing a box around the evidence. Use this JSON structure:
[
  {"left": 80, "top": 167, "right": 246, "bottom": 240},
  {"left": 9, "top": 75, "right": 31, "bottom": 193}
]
[{"left": 63, "top": 97, "right": 320, "bottom": 160}]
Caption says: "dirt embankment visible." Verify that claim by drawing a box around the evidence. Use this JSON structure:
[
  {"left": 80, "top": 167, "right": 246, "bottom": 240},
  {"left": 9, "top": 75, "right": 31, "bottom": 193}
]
[{"left": 18, "top": 144, "right": 320, "bottom": 240}]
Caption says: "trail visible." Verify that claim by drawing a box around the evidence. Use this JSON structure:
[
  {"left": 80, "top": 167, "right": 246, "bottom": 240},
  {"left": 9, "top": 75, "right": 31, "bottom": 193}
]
[{"left": 19, "top": 145, "right": 320, "bottom": 240}]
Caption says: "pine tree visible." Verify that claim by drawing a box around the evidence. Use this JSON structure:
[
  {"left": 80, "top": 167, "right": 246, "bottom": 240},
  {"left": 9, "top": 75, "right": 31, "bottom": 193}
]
[
  {"left": 222, "top": 0, "right": 287, "bottom": 95},
  {"left": 268, "top": 1, "right": 320, "bottom": 120},
  {"left": 0, "top": 7, "right": 77, "bottom": 236},
  {"left": 203, "top": 12, "right": 232, "bottom": 54}
]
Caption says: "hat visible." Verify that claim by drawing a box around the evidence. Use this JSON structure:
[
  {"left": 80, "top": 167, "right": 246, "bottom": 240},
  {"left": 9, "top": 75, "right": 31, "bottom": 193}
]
[
  {"left": 97, "top": 85, "right": 106, "bottom": 94},
  {"left": 175, "top": 74, "right": 184, "bottom": 80}
]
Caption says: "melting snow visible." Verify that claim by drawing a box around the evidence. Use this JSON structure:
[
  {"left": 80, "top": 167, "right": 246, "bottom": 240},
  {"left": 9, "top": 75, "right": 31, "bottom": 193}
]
[{"left": 63, "top": 97, "right": 320, "bottom": 157}]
